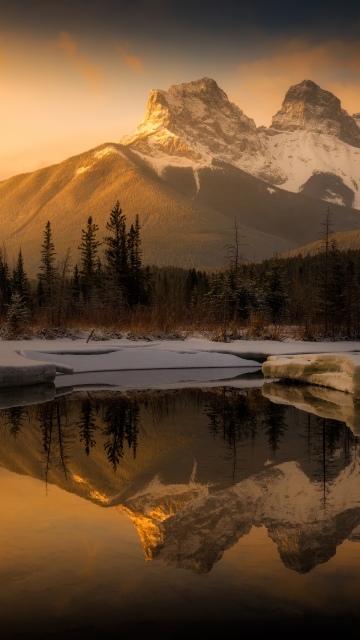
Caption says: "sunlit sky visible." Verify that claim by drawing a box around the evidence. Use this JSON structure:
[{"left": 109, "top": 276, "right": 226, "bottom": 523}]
[{"left": 0, "top": 0, "right": 359, "bottom": 180}]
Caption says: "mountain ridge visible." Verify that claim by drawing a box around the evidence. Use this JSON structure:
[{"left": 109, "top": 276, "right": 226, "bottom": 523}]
[
  {"left": 0, "top": 76, "right": 359, "bottom": 274},
  {"left": 123, "top": 76, "right": 360, "bottom": 209}
]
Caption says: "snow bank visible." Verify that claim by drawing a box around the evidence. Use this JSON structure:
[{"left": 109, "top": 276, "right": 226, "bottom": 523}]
[
  {"left": 262, "top": 352, "right": 360, "bottom": 398},
  {"left": 0, "top": 351, "right": 59, "bottom": 388}
]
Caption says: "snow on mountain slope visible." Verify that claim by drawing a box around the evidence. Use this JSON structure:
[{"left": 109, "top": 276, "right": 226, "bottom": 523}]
[
  {"left": 123, "top": 78, "right": 360, "bottom": 209},
  {"left": 121, "top": 77, "right": 284, "bottom": 184},
  {"left": 267, "top": 80, "right": 360, "bottom": 207},
  {"left": 122, "top": 77, "right": 263, "bottom": 164},
  {"left": 262, "top": 129, "right": 360, "bottom": 207}
]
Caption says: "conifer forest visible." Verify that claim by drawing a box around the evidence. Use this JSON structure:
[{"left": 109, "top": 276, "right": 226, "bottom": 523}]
[{"left": 1, "top": 202, "right": 360, "bottom": 341}]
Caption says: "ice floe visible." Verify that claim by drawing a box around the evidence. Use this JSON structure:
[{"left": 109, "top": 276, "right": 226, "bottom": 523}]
[{"left": 262, "top": 352, "right": 360, "bottom": 397}]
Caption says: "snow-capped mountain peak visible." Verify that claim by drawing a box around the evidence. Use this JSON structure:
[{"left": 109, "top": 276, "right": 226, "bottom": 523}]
[
  {"left": 271, "top": 79, "right": 360, "bottom": 147},
  {"left": 122, "top": 76, "right": 360, "bottom": 210},
  {"left": 122, "top": 76, "right": 264, "bottom": 167}
]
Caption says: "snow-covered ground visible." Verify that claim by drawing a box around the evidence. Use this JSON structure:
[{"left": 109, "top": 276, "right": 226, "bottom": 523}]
[{"left": 1, "top": 336, "right": 360, "bottom": 393}]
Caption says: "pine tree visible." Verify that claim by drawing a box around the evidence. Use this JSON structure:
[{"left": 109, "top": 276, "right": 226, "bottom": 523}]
[
  {"left": 104, "top": 201, "right": 128, "bottom": 307},
  {"left": 6, "top": 291, "right": 29, "bottom": 337},
  {"left": 127, "top": 214, "right": 147, "bottom": 305},
  {"left": 263, "top": 255, "right": 289, "bottom": 323},
  {"left": 318, "top": 206, "right": 334, "bottom": 336},
  {"left": 0, "top": 247, "right": 11, "bottom": 316},
  {"left": 56, "top": 248, "right": 71, "bottom": 326},
  {"left": 72, "top": 264, "right": 81, "bottom": 302},
  {"left": 37, "top": 221, "right": 58, "bottom": 319},
  {"left": 328, "top": 239, "right": 347, "bottom": 335},
  {"left": 78, "top": 216, "right": 101, "bottom": 305},
  {"left": 12, "top": 248, "right": 30, "bottom": 303},
  {"left": 206, "top": 270, "right": 235, "bottom": 341}
]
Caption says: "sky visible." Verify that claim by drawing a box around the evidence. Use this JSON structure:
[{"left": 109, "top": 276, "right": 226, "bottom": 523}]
[{"left": 0, "top": 0, "right": 359, "bottom": 180}]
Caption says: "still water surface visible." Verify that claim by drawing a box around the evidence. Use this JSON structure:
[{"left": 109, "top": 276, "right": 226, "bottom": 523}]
[{"left": 1, "top": 379, "right": 360, "bottom": 637}]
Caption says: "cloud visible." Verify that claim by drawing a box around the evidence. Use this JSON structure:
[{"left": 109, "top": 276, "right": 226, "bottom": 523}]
[
  {"left": 233, "top": 38, "right": 360, "bottom": 125},
  {"left": 115, "top": 43, "right": 145, "bottom": 75},
  {"left": 52, "top": 31, "right": 103, "bottom": 98}
]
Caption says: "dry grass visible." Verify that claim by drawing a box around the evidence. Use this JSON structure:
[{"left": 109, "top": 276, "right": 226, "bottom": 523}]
[{"left": 0, "top": 302, "right": 342, "bottom": 343}]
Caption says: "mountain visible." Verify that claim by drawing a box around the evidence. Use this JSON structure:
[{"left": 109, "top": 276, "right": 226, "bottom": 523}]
[
  {"left": 0, "top": 142, "right": 302, "bottom": 276},
  {"left": 0, "top": 77, "right": 359, "bottom": 274},
  {"left": 266, "top": 80, "right": 360, "bottom": 208},
  {"left": 123, "top": 77, "right": 360, "bottom": 209},
  {"left": 283, "top": 228, "right": 360, "bottom": 257},
  {"left": 122, "top": 77, "right": 266, "bottom": 173}
]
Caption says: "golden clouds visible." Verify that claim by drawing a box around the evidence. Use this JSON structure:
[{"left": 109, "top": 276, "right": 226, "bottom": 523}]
[
  {"left": 115, "top": 43, "right": 145, "bottom": 75},
  {"left": 234, "top": 38, "right": 360, "bottom": 125},
  {"left": 51, "top": 31, "right": 103, "bottom": 98}
]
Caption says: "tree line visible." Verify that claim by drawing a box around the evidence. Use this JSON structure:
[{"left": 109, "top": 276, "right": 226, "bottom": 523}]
[
  {"left": 0, "top": 201, "right": 152, "bottom": 335},
  {"left": 1, "top": 203, "right": 360, "bottom": 340}
]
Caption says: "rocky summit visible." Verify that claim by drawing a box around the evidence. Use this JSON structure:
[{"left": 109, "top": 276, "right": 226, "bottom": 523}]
[
  {"left": 122, "top": 77, "right": 264, "bottom": 165},
  {"left": 123, "top": 77, "right": 360, "bottom": 210},
  {"left": 271, "top": 79, "right": 360, "bottom": 147}
]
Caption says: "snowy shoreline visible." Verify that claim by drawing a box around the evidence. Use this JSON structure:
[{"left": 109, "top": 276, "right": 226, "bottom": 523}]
[{"left": 1, "top": 336, "right": 360, "bottom": 391}]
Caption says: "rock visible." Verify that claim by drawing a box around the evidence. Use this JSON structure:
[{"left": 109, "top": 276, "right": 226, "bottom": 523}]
[{"left": 271, "top": 79, "right": 360, "bottom": 147}]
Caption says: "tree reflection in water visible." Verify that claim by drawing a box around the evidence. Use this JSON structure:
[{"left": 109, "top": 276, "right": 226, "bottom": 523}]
[
  {"left": 204, "top": 388, "right": 262, "bottom": 482},
  {"left": 77, "top": 396, "right": 98, "bottom": 456},
  {"left": 1, "top": 388, "right": 358, "bottom": 486},
  {"left": 36, "top": 397, "right": 73, "bottom": 488},
  {"left": 261, "top": 401, "right": 288, "bottom": 457},
  {"left": 102, "top": 396, "right": 140, "bottom": 471},
  {"left": 5, "top": 405, "right": 29, "bottom": 439}
]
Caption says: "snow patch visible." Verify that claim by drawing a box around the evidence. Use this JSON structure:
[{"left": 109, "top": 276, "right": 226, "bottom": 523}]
[
  {"left": 75, "top": 166, "right": 91, "bottom": 176},
  {"left": 324, "top": 191, "right": 345, "bottom": 206},
  {"left": 193, "top": 167, "right": 201, "bottom": 197},
  {"left": 72, "top": 474, "right": 88, "bottom": 484},
  {"left": 94, "top": 145, "right": 124, "bottom": 159}
]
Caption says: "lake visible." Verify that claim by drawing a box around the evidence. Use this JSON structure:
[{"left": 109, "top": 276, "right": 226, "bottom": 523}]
[{"left": 1, "top": 375, "right": 360, "bottom": 638}]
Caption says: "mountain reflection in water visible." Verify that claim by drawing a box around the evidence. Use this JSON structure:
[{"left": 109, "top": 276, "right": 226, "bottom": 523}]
[{"left": 1, "top": 385, "right": 360, "bottom": 636}]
